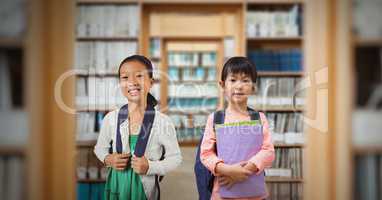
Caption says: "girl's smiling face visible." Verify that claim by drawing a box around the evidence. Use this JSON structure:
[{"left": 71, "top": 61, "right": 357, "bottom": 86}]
[
  {"left": 119, "top": 61, "right": 153, "bottom": 103},
  {"left": 221, "top": 72, "right": 255, "bottom": 105}
]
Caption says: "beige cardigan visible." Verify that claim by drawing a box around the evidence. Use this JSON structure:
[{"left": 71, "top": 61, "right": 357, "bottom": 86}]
[{"left": 94, "top": 107, "right": 182, "bottom": 199}]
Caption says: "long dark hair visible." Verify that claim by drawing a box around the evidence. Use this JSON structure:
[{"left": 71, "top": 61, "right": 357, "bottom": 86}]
[{"left": 118, "top": 55, "right": 158, "bottom": 107}]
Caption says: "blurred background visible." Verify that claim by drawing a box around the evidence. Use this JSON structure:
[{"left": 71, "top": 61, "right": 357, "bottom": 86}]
[{"left": 0, "top": 0, "right": 381, "bottom": 200}]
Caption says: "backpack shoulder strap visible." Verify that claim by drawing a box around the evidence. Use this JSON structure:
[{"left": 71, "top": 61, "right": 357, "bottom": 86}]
[
  {"left": 116, "top": 104, "right": 129, "bottom": 154},
  {"left": 213, "top": 110, "right": 225, "bottom": 130},
  {"left": 247, "top": 107, "right": 261, "bottom": 124},
  {"left": 134, "top": 105, "right": 156, "bottom": 157}
]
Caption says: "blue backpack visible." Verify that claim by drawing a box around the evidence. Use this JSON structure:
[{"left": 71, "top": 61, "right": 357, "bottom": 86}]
[{"left": 194, "top": 108, "right": 260, "bottom": 200}]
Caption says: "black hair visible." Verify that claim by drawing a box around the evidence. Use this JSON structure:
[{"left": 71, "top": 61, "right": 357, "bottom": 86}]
[
  {"left": 221, "top": 56, "right": 257, "bottom": 83},
  {"left": 118, "top": 54, "right": 154, "bottom": 78},
  {"left": 118, "top": 54, "right": 157, "bottom": 107}
]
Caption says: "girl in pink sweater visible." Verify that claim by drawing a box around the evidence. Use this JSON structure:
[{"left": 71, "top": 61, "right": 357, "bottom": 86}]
[{"left": 200, "top": 57, "right": 275, "bottom": 200}]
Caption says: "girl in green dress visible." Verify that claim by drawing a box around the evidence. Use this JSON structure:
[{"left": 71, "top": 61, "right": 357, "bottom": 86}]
[{"left": 94, "top": 55, "right": 182, "bottom": 200}]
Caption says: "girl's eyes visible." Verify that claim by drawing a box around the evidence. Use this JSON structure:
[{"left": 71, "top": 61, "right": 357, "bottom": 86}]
[{"left": 229, "top": 78, "right": 236, "bottom": 82}]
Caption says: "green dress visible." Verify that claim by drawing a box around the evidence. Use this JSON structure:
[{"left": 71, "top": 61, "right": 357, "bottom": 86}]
[{"left": 104, "top": 135, "right": 147, "bottom": 200}]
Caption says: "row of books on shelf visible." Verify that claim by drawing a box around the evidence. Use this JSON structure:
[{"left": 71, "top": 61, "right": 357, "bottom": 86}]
[
  {"left": 176, "top": 127, "right": 204, "bottom": 143},
  {"left": 250, "top": 77, "right": 305, "bottom": 106},
  {"left": 0, "top": 155, "right": 25, "bottom": 200},
  {"left": 266, "top": 183, "right": 303, "bottom": 200},
  {"left": 168, "top": 83, "right": 219, "bottom": 98},
  {"left": 248, "top": 49, "right": 302, "bottom": 72},
  {"left": 76, "top": 5, "right": 140, "bottom": 38},
  {"left": 0, "top": 0, "right": 25, "bottom": 38},
  {"left": 168, "top": 67, "right": 216, "bottom": 82},
  {"left": 168, "top": 52, "right": 217, "bottom": 67},
  {"left": 246, "top": 5, "right": 302, "bottom": 38},
  {"left": 268, "top": 148, "right": 303, "bottom": 178},
  {"left": 167, "top": 98, "right": 219, "bottom": 113},
  {"left": 0, "top": 53, "right": 12, "bottom": 110},
  {"left": 150, "top": 38, "right": 161, "bottom": 58},
  {"left": 354, "top": 154, "right": 382, "bottom": 200},
  {"left": 76, "top": 111, "right": 107, "bottom": 141},
  {"left": 353, "top": 0, "right": 382, "bottom": 39},
  {"left": 77, "top": 183, "right": 105, "bottom": 200},
  {"left": 267, "top": 112, "right": 304, "bottom": 144},
  {"left": 75, "top": 41, "right": 138, "bottom": 74},
  {"left": 77, "top": 149, "right": 107, "bottom": 181},
  {"left": 169, "top": 114, "right": 208, "bottom": 129},
  {"left": 75, "top": 77, "right": 161, "bottom": 108}
]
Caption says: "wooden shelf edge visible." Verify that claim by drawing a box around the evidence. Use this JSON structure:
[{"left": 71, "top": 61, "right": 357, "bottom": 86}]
[
  {"left": 77, "top": 179, "right": 106, "bottom": 183},
  {"left": 265, "top": 177, "right": 303, "bottom": 183},
  {"left": 353, "top": 145, "right": 382, "bottom": 155},
  {"left": 247, "top": 0, "right": 304, "bottom": 4},
  {"left": 0, "top": 38, "right": 24, "bottom": 48},
  {"left": 353, "top": 37, "right": 382, "bottom": 47},
  {"left": 274, "top": 143, "right": 304, "bottom": 148},
  {"left": 257, "top": 71, "right": 305, "bottom": 77},
  {"left": 179, "top": 140, "right": 199, "bottom": 147},
  {"left": 0, "top": 146, "right": 26, "bottom": 157},
  {"left": 142, "top": 0, "right": 244, "bottom": 4},
  {"left": 77, "top": 140, "right": 97, "bottom": 147},
  {"left": 77, "top": 0, "right": 138, "bottom": 5},
  {"left": 247, "top": 36, "right": 302, "bottom": 41}
]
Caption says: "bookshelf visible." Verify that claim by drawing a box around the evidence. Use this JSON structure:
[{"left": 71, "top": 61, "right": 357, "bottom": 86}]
[
  {"left": 350, "top": 1, "right": 382, "bottom": 199},
  {"left": 0, "top": 1, "right": 28, "bottom": 199},
  {"left": 73, "top": 0, "right": 306, "bottom": 199}
]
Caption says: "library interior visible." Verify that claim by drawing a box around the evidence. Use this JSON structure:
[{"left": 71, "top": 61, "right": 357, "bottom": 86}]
[{"left": 0, "top": 0, "right": 381, "bottom": 200}]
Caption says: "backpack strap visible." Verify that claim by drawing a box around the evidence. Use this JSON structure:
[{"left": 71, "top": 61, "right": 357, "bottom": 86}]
[
  {"left": 117, "top": 104, "right": 162, "bottom": 199},
  {"left": 247, "top": 107, "right": 261, "bottom": 124},
  {"left": 213, "top": 107, "right": 260, "bottom": 128},
  {"left": 134, "top": 104, "right": 156, "bottom": 157},
  {"left": 116, "top": 104, "right": 129, "bottom": 153},
  {"left": 213, "top": 110, "right": 225, "bottom": 131}
]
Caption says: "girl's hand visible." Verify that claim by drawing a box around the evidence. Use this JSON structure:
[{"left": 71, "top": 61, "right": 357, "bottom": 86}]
[
  {"left": 216, "top": 162, "right": 252, "bottom": 182},
  {"left": 243, "top": 161, "right": 258, "bottom": 173},
  {"left": 217, "top": 175, "right": 236, "bottom": 188},
  {"left": 131, "top": 155, "right": 149, "bottom": 175},
  {"left": 104, "top": 153, "right": 130, "bottom": 171}
]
